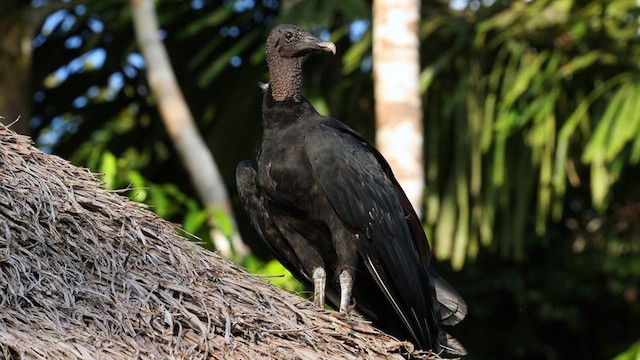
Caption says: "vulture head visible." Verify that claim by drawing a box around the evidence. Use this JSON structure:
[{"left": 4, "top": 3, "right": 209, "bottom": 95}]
[
  {"left": 265, "top": 24, "right": 336, "bottom": 102},
  {"left": 267, "top": 24, "right": 336, "bottom": 60}
]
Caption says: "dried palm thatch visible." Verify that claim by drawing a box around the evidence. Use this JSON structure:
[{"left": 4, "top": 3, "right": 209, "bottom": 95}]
[{"left": 0, "top": 125, "right": 438, "bottom": 359}]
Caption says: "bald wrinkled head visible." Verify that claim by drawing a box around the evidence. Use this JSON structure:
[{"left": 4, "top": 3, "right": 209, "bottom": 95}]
[
  {"left": 265, "top": 24, "right": 336, "bottom": 102},
  {"left": 266, "top": 24, "right": 336, "bottom": 60}
]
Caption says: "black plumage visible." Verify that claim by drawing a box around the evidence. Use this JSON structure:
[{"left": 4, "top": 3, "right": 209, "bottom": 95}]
[{"left": 236, "top": 24, "right": 466, "bottom": 357}]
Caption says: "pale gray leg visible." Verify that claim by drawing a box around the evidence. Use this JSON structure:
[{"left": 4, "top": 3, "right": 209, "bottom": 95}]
[
  {"left": 312, "top": 267, "right": 326, "bottom": 307},
  {"left": 338, "top": 270, "right": 354, "bottom": 312}
]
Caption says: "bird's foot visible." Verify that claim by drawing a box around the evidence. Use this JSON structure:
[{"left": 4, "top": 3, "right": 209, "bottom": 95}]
[
  {"left": 313, "top": 296, "right": 324, "bottom": 308},
  {"left": 312, "top": 267, "right": 326, "bottom": 308},
  {"left": 338, "top": 270, "right": 354, "bottom": 312}
]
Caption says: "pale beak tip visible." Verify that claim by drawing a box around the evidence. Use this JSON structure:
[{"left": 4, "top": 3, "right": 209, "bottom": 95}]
[{"left": 319, "top": 41, "right": 337, "bottom": 55}]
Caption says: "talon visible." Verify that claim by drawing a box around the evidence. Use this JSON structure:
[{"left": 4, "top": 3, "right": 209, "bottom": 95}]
[
  {"left": 346, "top": 298, "right": 357, "bottom": 313},
  {"left": 335, "top": 311, "right": 348, "bottom": 319}
]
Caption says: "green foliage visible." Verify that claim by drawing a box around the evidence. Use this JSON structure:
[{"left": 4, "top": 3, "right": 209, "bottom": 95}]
[
  {"left": 211, "top": 207, "right": 234, "bottom": 239},
  {"left": 196, "top": 28, "right": 262, "bottom": 87},
  {"left": 415, "top": 0, "right": 640, "bottom": 268},
  {"left": 279, "top": 0, "right": 370, "bottom": 29},
  {"left": 242, "top": 255, "right": 305, "bottom": 294},
  {"left": 93, "top": 149, "right": 211, "bottom": 246},
  {"left": 615, "top": 340, "right": 640, "bottom": 360}
]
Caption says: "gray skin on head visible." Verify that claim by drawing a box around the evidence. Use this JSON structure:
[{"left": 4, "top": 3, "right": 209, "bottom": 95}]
[{"left": 265, "top": 24, "right": 336, "bottom": 102}]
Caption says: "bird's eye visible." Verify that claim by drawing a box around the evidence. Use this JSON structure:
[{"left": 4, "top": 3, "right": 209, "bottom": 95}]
[{"left": 284, "top": 31, "right": 294, "bottom": 42}]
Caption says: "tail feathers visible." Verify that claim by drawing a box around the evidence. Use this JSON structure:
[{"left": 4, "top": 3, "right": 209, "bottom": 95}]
[
  {"left": 438, "top": 331, "right": 468, "bottom": 358},
  {"left": 429, "top": 268, "right": 467, "bottom": 326},
  {"left": 429, "top": 268, "right": 467, "bottom": 357}
]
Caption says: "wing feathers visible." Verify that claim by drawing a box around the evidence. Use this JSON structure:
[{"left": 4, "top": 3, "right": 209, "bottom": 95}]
[
  {"left": 305, "top": 124, "right": 440, "bottom": 349},
  {"left": 365, "top": 255, "right": 419, "bottom": 343}
]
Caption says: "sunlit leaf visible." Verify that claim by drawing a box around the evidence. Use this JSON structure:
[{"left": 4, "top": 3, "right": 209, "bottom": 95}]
[
  {"left": 99, "top": 151, "right": 117, "bottom": 189},
  {"left": 148, "top": 183, "right": 171, "bottom": 218},
  {"left": 212, "top": 207, "right": 234, "bottom": 239},
  {"left": 612, "top": 339, "right": 640, "bottom": 360},
  {"left": 127, "top": 170, "right": 148, "bottom": 202},
  {"left": 183, "top": 204, "right": 208, "bottom": 234}
]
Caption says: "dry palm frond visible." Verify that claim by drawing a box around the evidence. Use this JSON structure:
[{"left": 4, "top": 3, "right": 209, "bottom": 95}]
[{"left": 0, "top": 125, "right": 436, "bottom": 359}]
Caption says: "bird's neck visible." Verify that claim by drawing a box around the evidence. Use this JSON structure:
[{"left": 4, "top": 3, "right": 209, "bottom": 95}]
[
  {"left": 268, "top": 57, "right": 303, "bottom": 102},
  {"left": 261, "top": 87, "right": 304, "bottom": 130}
]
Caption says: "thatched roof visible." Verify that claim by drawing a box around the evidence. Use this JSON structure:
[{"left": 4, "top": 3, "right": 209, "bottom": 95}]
[{"left": 0, "top": 125, "right": 437, "bottom": 359}]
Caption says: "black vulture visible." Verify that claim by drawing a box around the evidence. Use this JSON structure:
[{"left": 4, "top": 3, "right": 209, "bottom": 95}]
[{"left": 236, "top": 24, "right": 467, "bottom": 357}]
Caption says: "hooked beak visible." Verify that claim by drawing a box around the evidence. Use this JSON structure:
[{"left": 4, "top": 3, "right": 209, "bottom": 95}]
[
  {"left": 317, "top": 41, "right": 337, "bottom": 55},
  {"left": 287, "top": 34, "right": 337, "bottom": 57}
]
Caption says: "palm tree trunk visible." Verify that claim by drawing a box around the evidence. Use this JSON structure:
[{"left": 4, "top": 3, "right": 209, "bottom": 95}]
[{"left": 373, "top": 0, "right": 425, "bottom": 218}]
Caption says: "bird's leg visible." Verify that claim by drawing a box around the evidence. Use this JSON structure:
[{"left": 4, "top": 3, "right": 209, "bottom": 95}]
[
  {"left": 312, "top": 267, "right": 326, "bottom": 307},
  {"left": 338, "top": 270, "right": 354, "bottom": 312}
]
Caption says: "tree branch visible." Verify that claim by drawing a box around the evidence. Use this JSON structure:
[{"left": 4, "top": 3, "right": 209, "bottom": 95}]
[{"left": 130, "top": 0, "right": 248, "bottom": 258}]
